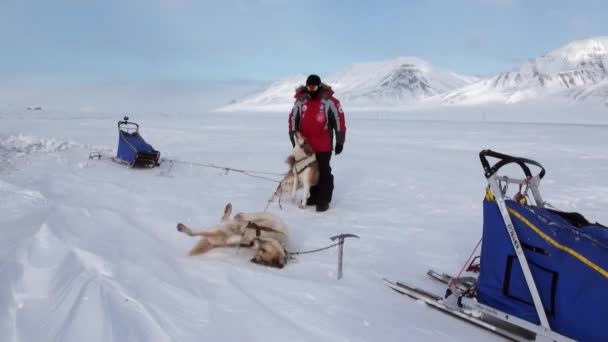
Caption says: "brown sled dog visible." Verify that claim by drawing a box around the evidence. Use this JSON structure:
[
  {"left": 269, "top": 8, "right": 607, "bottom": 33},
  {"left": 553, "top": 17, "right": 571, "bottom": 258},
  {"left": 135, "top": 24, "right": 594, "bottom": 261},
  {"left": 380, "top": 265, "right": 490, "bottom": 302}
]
[
  {"left": 177, "top": 203, "right": 289, "bottom": 268},
  {"left": 273, "top": 132, "right": 320, "bottom": 208}
]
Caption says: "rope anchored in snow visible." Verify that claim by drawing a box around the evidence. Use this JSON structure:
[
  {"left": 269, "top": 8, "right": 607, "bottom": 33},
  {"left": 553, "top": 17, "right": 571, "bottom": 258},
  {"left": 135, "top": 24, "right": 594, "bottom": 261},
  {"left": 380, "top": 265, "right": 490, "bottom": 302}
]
[
  {"left": 89, "top": 151, "right": 287, "bottom": 211},
  {"left": 165, "top": 158, "right": 288, "bottom": 212},
  {"left": 88, "top": 151, "right": 284, "bottom": 183},
  {"left": 168, "top": 159, "right": 283, "bottom": 183},
  {"left": 288, "top": 233, "right": 360, "bottom": 280}
]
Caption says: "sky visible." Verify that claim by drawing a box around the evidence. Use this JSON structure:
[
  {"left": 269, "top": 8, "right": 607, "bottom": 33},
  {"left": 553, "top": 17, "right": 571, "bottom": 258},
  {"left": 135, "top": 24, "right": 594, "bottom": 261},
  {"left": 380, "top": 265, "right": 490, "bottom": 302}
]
[{"left": 1, "top": 0, "right": 607, "bottom": 82}]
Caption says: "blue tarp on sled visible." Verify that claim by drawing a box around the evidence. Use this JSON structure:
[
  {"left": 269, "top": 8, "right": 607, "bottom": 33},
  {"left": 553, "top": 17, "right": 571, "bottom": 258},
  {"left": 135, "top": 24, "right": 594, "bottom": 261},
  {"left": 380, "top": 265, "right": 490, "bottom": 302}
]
[
  {"left": 116, "top": 117, "right": 160, "bottom": 167},
  {"left": 477, "top": 198, "right": 608, "bottom": 342}
]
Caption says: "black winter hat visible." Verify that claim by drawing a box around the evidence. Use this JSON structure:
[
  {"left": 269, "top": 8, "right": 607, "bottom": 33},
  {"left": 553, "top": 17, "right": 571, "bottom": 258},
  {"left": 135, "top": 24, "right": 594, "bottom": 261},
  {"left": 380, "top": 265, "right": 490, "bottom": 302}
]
[{"left": 306, "top": 74, "right": 321, "bottom": 86}]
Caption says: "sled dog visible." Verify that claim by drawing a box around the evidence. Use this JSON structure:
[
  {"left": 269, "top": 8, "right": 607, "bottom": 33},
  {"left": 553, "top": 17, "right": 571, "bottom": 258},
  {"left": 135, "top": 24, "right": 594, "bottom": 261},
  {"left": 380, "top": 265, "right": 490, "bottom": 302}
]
[
  {"left": 274, "top": 131, "right": 320, "bottom": 207},
  {"left": 177, "top": 203, "right": 289, "bottom": 268}
]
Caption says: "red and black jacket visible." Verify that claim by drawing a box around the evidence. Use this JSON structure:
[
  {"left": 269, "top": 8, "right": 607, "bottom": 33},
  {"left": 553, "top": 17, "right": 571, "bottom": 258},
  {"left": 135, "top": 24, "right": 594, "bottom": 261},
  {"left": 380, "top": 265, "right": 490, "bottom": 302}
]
[{"left": 288, "top": 84, "right": 346, "bottom": 153}]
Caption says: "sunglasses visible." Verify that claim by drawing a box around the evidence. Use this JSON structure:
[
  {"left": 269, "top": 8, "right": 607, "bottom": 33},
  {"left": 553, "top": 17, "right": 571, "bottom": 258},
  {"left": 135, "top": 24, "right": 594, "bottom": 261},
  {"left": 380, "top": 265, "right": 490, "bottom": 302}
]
[{"left": 306, "top": 84, "right": 319, "bottom": 92}]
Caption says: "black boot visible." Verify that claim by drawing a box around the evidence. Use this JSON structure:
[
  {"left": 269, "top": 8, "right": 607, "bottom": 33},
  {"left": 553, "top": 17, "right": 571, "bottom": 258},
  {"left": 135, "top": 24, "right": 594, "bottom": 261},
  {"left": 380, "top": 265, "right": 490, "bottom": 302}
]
[
  {"left": 306, "top": 186, "right": 318, "bottom": 206},
  {"left": 316, "top": 202, "right": 329, "bottom": 212}
]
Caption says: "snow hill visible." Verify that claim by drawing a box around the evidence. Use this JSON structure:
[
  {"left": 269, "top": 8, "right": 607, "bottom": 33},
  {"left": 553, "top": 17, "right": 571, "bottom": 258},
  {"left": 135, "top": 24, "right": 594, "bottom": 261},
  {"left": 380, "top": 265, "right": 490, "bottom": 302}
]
[
  {"left": 442, "top": 37, "right": 608, "bottom": 105},
  {"left": 218, "top": 57, "right": 477, "bottom": 111}
]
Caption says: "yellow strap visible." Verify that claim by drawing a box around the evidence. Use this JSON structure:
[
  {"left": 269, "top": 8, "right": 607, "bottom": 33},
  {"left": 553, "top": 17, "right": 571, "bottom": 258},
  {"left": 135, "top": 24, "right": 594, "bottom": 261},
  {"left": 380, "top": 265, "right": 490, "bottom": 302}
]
[
  {"left": 508, "top": 207, "right": 608, "bottom": 279},
  {"left": 485, "top": 187, "right": 495, "bottom": 201}
]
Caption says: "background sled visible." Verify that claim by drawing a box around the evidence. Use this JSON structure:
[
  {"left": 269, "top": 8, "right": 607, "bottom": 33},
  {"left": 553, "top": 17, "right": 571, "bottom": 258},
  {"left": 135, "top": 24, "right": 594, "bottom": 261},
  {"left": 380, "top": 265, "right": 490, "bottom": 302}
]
[
  {"left": 385, "top": 149, "right": 608, "bottom": 342},
  {"left": 115, "top": 116, "right": 160, "bottom": 168}
]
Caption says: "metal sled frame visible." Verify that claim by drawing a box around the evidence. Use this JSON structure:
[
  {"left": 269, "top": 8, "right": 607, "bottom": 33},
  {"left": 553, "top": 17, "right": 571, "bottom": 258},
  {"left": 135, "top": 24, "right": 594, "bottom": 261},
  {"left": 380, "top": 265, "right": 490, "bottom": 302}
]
[
  {"left": 475, "top": 150, "right": 573, "bottom": 342},
  {"left": 118, "top": 119, "right": 139, "bottom": 134},
  {"left": 384, "top": 276, "right": 575, "bottom": 342},
  {"left": 385, "top": 150, "right": 577, "bottom": 342}
]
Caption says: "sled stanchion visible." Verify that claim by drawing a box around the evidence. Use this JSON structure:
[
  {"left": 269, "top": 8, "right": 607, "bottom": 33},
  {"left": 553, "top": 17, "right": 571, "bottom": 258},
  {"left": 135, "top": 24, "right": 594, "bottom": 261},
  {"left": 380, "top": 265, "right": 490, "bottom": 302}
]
[{"left": 330, "top": 233, "right": 360, "bottom": 280}]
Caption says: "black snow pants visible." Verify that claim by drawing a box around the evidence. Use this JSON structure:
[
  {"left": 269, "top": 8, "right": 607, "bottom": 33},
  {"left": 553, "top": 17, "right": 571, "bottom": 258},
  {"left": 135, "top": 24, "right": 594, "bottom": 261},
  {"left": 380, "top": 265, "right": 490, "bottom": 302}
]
[{"left": 308, "top": 151, "right": 334, "bottom": 205}]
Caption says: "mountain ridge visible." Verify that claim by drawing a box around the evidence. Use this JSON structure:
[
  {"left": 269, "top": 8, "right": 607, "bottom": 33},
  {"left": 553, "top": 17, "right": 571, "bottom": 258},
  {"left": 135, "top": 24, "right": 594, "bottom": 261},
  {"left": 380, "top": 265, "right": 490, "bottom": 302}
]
[{"left": 218, "top": 37, "right": 608, "bottom": 111}]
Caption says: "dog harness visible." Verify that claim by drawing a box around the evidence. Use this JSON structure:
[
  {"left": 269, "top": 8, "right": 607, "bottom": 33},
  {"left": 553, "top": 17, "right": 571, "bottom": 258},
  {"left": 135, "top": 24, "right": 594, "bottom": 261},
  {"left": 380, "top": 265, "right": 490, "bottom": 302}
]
[
  {"left": 294, "top": 154, "right": 317, "bottom": 174},
  {"left": 245, "top": 221, "right": 284, "bottom": 236}
]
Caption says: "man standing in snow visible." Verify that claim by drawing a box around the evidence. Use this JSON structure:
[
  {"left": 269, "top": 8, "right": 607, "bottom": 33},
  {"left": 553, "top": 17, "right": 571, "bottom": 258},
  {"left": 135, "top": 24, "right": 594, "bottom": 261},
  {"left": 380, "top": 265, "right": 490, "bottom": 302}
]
[{"left": 288, "top": 74, "right": 346, "bottom": 212}]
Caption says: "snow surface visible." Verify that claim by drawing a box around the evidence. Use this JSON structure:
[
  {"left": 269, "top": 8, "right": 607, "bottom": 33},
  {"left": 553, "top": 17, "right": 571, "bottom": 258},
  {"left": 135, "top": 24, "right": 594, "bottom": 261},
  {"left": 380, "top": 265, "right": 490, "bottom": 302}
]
[
  {"left": 2, "top": 101, "right": 608, "bottom": 342},
  {"left": 0, "top": 80, "right": 269, "bottom": 115}
]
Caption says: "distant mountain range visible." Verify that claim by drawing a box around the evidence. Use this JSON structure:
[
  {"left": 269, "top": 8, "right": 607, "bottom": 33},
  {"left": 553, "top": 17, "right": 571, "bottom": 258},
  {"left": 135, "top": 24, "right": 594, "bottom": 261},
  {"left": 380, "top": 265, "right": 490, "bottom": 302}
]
[
  {"left": 218, "top": 57, "right": 477, "bottom": 111},
  {"left": 442, "top": 37, "right": 608, "bottom": 105},
  {"left": 218, "top": 37, "right": 608, "bottom": 111}
]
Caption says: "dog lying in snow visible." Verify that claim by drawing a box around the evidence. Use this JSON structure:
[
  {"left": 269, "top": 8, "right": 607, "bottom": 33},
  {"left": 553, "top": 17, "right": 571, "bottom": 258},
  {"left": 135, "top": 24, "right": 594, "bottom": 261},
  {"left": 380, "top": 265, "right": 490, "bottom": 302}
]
[
  {"left": 273, "top": 131, "right": 319, "bottom": 208},
  {"left": 177, "top": 203, "right": 289, "bottom": 268}
]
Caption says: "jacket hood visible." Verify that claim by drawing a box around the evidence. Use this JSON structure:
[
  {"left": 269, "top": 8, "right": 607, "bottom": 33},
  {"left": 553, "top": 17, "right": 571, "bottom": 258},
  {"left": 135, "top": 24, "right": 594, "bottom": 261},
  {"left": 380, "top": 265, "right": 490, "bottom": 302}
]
[{"left": 294, "top": 83, "right": 334, "bottom": 99}]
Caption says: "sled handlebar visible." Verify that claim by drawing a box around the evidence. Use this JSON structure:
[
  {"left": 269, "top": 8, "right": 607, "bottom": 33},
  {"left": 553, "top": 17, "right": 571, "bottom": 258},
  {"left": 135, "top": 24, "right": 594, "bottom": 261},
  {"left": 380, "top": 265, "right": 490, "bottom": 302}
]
[
  {"left": 479, "top": 149, "right": 545, "bottom": 180},
  {"left": 117, "top": 116, "right": 139, "bottom": 132}
]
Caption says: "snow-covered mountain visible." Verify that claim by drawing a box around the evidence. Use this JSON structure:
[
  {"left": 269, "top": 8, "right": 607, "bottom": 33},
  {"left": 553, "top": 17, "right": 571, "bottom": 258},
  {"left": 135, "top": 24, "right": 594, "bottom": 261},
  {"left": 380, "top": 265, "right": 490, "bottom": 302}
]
[
  {"left": 442, "top": 37, "right": 608, "bottom": 105},
  {"left": 218, "top": 57, "right": 477, "bottom": 111},
  {"left": 217, "top": 75, "right": 307, "bottom": 112},
  {"left": 570, "top": 78, "right": 608, "bottom": 105},
  {"left": 330, "top": 57, "right": 478, "bottom": 106},
  {"left": 218, "top": 37, "right": 608, "bottom": 111}
]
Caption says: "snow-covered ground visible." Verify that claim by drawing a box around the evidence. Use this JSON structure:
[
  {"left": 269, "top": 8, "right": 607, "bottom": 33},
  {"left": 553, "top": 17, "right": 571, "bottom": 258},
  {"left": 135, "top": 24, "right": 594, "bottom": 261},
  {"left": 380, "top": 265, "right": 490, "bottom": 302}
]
[
  {"left": 0, "top": 80, "right": 269, "bottom": 115},
  {"left": 1, "top": 105, "right": 608, "bottom": 341}
]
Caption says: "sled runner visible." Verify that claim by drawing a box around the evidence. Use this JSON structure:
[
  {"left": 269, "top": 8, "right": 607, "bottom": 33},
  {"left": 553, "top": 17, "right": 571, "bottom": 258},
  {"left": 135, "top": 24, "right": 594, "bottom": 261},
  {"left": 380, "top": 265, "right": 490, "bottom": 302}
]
[
  {"left": 385, "top": 150, "right": 608, "bottom": 342},
  {"left": 115, "top": 116, "right": 160, "bottom": 168}
]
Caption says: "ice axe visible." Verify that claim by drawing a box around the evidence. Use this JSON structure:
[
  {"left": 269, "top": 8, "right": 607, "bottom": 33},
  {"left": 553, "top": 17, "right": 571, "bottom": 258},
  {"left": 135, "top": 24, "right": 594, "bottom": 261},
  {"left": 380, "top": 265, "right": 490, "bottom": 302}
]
[{"left": 330, "top": 233, "right": 360, "bottom": 280}]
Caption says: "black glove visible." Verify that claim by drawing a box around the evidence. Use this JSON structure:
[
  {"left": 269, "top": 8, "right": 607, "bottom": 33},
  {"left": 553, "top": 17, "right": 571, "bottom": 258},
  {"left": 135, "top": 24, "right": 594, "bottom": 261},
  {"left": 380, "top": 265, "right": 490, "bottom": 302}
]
[{"left": 334, "top": 144, "right": 343, "bottom": 155}]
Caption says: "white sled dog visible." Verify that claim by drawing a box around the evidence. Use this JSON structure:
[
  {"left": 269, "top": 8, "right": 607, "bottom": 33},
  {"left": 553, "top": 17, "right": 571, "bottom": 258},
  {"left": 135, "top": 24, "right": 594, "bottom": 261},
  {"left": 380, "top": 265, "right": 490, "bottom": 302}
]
[
  {"left": 274, "top": 131, "right": 320, "bottom": 207},
  {"left": 177, "top": 203, "right": 289, "bottom": 268}
]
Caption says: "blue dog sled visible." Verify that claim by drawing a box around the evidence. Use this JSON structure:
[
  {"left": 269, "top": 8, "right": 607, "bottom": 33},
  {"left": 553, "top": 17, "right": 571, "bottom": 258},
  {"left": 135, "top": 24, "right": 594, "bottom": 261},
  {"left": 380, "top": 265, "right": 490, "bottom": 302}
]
[
  {"left": 385, "top": 150, "right": 608, "bottom": 342},
  {"left": 115, "top": 116, "right": 160, "bottom": 168}
]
